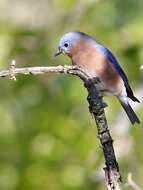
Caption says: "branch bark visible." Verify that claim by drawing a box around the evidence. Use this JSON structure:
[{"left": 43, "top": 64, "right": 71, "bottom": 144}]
[{"left": 0, "top": 61, "right": 121, "bottom": 189}]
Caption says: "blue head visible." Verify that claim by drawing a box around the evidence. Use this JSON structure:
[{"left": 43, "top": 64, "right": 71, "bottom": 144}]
[{"left": 55, "top": 31, "right": 94, "bottom": 57}]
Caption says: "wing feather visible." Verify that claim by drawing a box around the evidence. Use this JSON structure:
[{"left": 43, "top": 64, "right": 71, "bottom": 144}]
[{"left": 95, "top": 44, "right": 140, "bottom": 102}]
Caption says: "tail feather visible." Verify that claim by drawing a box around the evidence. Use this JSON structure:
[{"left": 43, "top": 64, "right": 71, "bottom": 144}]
[
  {"left": 124, "top": 82, "right": 140, "bottom": 103},
  {"left": 119, "top": 100, "right": 140, "bottom": 125},
  {"left": 129, "top": 95, "right": 140, "bottom": 103}
]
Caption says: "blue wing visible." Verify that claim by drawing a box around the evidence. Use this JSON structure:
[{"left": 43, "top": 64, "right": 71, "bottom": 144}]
[
  {"left": 95, "top": 43, "right": 139, "bottom": 102},
  {"left": 95, "top": 44, "right": 129, "bottom": 84}
]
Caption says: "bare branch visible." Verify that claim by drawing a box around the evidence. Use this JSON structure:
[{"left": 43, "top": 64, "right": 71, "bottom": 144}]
[
  {"left": 0, "top": 61, "right": 121, "bottom": 189},
  {"left": 0, "top": 62, "right": 90, "bottom": 82},
  {"left": 125, "top": 173, "right": 142, "bottom": 190},
  {"left": 9, "top": 60, "right": 17, "bottom": 81},
  {"left": 140, "top": 65, "right": 143, "bottom": 70}
]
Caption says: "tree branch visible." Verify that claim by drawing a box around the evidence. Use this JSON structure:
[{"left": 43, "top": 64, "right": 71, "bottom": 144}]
[
  {"left": 126, "top": 173, "right": 142, "bottom": 190},
  {"left": 0, "top": 61, "right": 121, "bottom": 189}
]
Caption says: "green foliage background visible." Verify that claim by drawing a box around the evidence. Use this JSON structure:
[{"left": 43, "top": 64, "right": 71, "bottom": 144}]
[{"left": 0, "top": 0, "right": 143, "bottom": 189}]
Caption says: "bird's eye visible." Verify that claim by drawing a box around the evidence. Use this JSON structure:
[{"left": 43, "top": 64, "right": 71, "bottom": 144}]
[{"left": 64, "top": 43, "right": 69, "bottom": 47}]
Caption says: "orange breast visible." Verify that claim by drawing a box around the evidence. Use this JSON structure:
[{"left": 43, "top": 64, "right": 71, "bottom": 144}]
[{"left": 70, "top": 41, "right": 121, "bottom": 90}]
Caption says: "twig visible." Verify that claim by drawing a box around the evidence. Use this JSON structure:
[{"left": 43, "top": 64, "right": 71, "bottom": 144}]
[
  {"left": 0, "top": 63, "right": 89, "bottom": 81},
  {"left": 125, "top": 173, "right": 142, "bottom": 190},
  {"left": 0, "top": 60, "right": 121, "bottom": 189},
  {"left": 9, "top": 60, "right": 17, "bottom": 81},
  {"left": 140, "top": 65, "right": 143, "bottom": 70}
]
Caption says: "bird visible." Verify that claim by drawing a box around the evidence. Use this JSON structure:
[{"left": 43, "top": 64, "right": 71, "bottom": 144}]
[{"left": 55, "top": 31, "right": 140, "bottom": 124}]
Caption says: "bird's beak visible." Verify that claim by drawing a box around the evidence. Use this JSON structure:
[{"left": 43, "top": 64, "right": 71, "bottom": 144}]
[{"left": 54, "top": 47, "right": 62, "bottom": 57}]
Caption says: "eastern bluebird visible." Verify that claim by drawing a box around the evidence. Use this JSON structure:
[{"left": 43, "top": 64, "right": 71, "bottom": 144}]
[{"left": 55, "top": 31, "right": 140, "bottom": 124}]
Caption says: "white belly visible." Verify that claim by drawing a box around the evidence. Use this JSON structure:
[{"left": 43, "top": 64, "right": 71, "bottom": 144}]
[{"left": 95, "top": 78, "right": 126, "bottom": 97}]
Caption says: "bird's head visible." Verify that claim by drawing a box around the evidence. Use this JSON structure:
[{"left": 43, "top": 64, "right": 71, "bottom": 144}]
[{"left": 54, "top": 31, "right": 94, "bottom": 58}]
